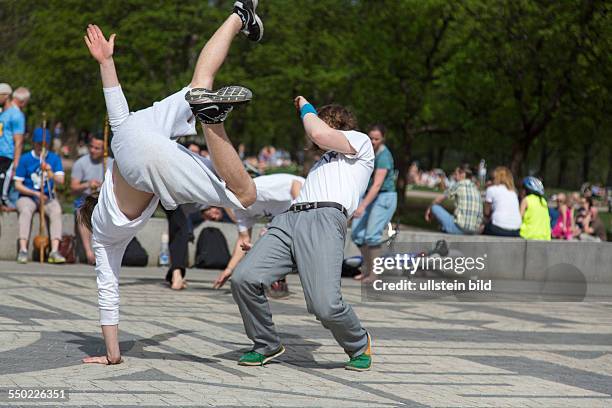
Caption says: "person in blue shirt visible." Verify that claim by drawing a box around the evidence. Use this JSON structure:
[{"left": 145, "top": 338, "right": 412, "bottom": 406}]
[
  {"left": 351, "top": 124, "right": 398, "bottom": 281},
  {"left": 14, "top": 127, "right": 66, "bottom": 264},
  {"left": 0, "top": 86, "right": 29, "bottom": 208}
]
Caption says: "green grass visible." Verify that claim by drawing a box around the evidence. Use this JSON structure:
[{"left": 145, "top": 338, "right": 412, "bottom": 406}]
[{"left": 397, "top": 196, "right": 454, "bottom": 232}]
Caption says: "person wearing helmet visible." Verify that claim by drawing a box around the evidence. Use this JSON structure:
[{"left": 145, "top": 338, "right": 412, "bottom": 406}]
[{"left": 519, "top": 176, "right": 551, "bottom": 240}]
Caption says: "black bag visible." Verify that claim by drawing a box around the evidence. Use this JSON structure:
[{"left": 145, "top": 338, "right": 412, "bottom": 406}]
[
  {"left": 194, "top": 227, "right": 230, "bottom": 269},
  {"left": 121, "top": 237, "right": 148, "bottom": 267}
]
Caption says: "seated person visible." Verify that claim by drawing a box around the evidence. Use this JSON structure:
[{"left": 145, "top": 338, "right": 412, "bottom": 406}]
[
  {"left": 212, "top": 173, "right": 304, "bottom": 298},
  {"left": 576, "top": 197, "right": 607, "bottom": 242},
  {"left": 71, "top": 134, "right": 111, "bottom": 264},
  {"left": 483, "top": 166, "right": 521, "bottom": 237},
  {"left": 519, "top": 177, "right": 551, "bottom": 241},
  {"left": 551, "top": 193, "right": 573, "bottom": 240},
  {"left": 14, "top": 127, "right": 66, "bottom": 263},
  {"left": 425, "top": 165, "right": 482, "bottom": 234}
]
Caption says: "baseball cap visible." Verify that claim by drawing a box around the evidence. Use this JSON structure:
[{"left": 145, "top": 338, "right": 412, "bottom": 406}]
[
  {"left": 0, "top": 83, "right": 12, "bottom": 95},
  {"left": 32, "top": 127, "right": 52, "bottom": 144}
]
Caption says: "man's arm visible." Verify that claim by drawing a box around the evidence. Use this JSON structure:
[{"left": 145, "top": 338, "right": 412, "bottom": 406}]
[
  {"left": 83, "top": 240, "right": 124, "bottom": 364},
  {"left": 11, "top": 111, "right": 25, "bottom": 173},
  {"left": 425, "top": 194, "right": 447, "bottom": 222},
  {"left": 294, "top": 96, "right": 355, "bottom": 155},
  {"left": 290, "top": 179, "right": 303, "bottom": 200},
  {"left": 354, "top": 169, "right": 388, "bottom": 218},
  {"left": 84, "top": 24, "right": 129, "bottom": 130},
  {"left": 14, "top": 179, "right": 44, "bottom": 200},
  {"left": 84, "top": 24, "right": 118, "bottom": 88},
  {"left": 12, "top": 134, "right": 23, "bottom": 170},
  {"left": 213, "top": 229, "right": 251, "bottom": 289},
  {"left": 70, "top": 161, "right": 96, "bottom": 194}
]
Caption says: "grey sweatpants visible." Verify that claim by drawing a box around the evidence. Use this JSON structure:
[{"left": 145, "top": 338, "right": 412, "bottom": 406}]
[{"left": 231, "top": 207, "right": 368, "bottom": 357}]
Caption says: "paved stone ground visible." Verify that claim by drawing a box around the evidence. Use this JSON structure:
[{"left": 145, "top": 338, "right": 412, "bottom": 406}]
[{"left": 1, "top": 261, "right": 611, "bottom": 407}]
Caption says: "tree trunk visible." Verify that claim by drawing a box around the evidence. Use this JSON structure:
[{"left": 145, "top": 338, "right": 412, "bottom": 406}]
[
  {"left": 582, "top": 142, "right": 592, "bottom": 183},
  {"left": 538, "top": 138, "right": 548, "bottom": 182},
  {"left": 557, "top": 153, "right": 568, "bottom": 188},
  {"left": 510, "top": 140, "right": 528, "bottom": 178},
  {"left": 607, "top": 145, "right": 612, "bottom": 186},
  {"left": 396, "top": 120, "right": 414, "bottom": 208},
  {"left": 436, "top": 146, "right": 446, "bottom": 168}
]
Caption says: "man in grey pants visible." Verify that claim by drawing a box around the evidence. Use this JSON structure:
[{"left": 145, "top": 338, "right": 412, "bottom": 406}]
[{"left": 231, "top": 96, "right": 375, "bottom": 371}]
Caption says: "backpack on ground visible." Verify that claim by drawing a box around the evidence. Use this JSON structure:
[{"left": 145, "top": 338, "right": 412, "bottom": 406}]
[
  {"left": 194, "top": 227, "right": 230, "bottom": 269},
  {"left": 121, "top": 237, "right": 148, "bottom": 267}
]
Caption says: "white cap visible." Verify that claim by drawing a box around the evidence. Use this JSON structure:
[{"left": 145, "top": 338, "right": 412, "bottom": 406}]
[{"left": 0, "top": 83, "right": 12, "bottom": 95}]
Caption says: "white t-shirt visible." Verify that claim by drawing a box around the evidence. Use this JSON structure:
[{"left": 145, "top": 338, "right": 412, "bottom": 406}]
[
  {"left": 485, "top": 184, "right": 522, "bottom": 230},
  {"left": 296, "top": 130, "right": 374, "bottom": 216},
  {"left": 92, "top": 166, "right": 159, "bottom": 325},
  {"left": 234, "top": 173, "right": 305, "bottom": 232}
]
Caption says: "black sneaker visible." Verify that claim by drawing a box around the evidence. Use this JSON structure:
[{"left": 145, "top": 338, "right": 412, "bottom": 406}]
[
  {"left": 185, "top": 86, "right": 252, "bottom": 124},
  {"left": 234, "top": 0, "right": 263, "bottom": 42}
]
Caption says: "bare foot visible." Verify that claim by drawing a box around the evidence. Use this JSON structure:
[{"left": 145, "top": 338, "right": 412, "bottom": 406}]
[
  {"left": 82, "top": 355, "right": 123, "bottom": 365},
  {"left": 362, "top": 274, "right": 378, "bottom": 283},
  {"left": 170, "top": 269, "right": 186, "bottom": 290}
]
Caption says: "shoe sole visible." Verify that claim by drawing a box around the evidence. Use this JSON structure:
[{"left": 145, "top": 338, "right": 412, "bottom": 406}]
[
  {"left": 251, "top": 14, "right": 264, "bottom": 42},
  {"left": 345, "top": 364, "right": 371, "bottom": 372},
  {"left": 238, "top": 345, "right": 285, "bottom": 366},
  {"left": 186, "top": 86, "right": 253, "bottom": 105}
]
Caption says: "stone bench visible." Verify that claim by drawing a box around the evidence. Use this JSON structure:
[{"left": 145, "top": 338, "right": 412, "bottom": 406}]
[{"left": 0, "top": 212, "right": 609, "bottom": 283}]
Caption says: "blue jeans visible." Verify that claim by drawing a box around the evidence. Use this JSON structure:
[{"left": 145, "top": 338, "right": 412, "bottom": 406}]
[
  {"left": 351, "top": 191, "right": 398, "bottom": 246},
  {"left": 431, "top": 204, "right": 465, "bottom": 235}
]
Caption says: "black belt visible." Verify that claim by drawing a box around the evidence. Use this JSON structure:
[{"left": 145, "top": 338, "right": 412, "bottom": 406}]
[{"left": 288, "top": 201, "right": 348, "bottom": 217}]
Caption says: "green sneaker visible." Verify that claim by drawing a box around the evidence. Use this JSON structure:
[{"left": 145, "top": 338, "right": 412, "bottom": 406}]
[
  {"left": 238, "top": 345, "right": 285, "bottom": 366},
  {"left": 345, "top": 333, "right": 372, "bottom": 371}
]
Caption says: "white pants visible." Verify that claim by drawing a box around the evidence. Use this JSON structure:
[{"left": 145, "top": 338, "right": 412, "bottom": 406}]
[{"left": 103, "top": 86, "right": 244, "bottom": 211}]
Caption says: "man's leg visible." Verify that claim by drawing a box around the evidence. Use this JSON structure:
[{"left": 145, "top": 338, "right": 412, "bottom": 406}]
[
  {"left": 431, "top": 204, "right": 464, "bottom": 235},
  {"left": 17, "top": 197, "right": 36, "bottom": 252},
  {"left": 164, "top": 206, "right": 189, "bottom": 289},
  {"left": 231, "top": 223, "right": 294, "bottom": 356},
  {"left": 45, "top": 199, "right": 63, "bottom": 253},
  {"left": 361, "top": 193, "right": 398, "bottom": 282},
  {"left": 187, "top": 13, "right": 256, "bottom": 207},
  {"left": 293, "top": 209, "right": 369, "bottom": 358},
  {"left": 351, "top": 204, "right": 371, "bottom": 280}
]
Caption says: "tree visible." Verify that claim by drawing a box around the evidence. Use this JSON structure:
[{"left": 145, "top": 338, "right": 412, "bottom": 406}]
[
  {"left": 449, "top": 0, "right": 610, "bottom": 177},
  {"left": 350, "top": 0, "right": 458, "bottom": 202}
]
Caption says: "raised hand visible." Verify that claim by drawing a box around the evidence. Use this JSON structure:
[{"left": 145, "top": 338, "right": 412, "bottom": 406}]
[
  {"left": 294, "top": 96, "right": 308, "bottom": 112},
  {"left": 84, "top": 24, "right": 116, "bottom": 64}
]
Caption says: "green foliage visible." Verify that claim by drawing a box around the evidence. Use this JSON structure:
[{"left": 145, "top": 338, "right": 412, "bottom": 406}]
[{"left": 0, "top": 0, "right": 609, "bottom": 188}]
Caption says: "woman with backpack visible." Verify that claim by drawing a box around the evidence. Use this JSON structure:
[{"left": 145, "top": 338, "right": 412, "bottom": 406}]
[{"left": 519, "top": 176, "right": 551, "bottom": 241}]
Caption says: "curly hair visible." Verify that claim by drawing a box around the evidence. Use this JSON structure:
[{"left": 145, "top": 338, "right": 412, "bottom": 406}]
[{"left": 317, "top": 104, "right": 357, "bottom": 131}]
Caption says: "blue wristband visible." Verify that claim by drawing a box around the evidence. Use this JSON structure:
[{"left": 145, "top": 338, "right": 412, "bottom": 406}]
[{"left": 300, "top": 103, "right": 317, "bottom": 119}]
